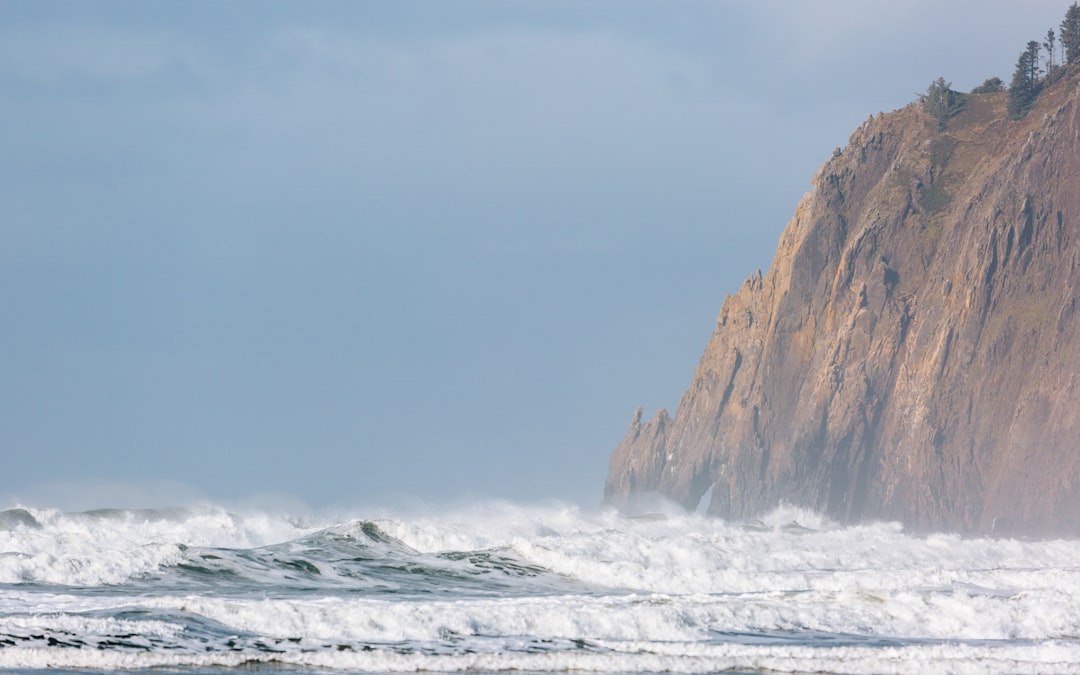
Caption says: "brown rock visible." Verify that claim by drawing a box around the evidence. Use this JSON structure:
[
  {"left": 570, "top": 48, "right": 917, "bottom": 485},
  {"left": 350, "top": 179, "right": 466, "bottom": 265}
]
[{"left": 605, "top": 71, "right": 1080, "bottom": 537}]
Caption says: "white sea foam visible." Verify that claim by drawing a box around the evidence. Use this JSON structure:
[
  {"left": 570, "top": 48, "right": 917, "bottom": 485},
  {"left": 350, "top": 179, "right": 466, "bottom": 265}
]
[
  {"left": 0, "top": 505, "right": 319, "bottom": 585},
  {"left": 3, "top": 500, "right": 1080, "bottom": 672},
  {"left": 3, "top": 639, "right": 1080, "bottom": 674},
  {"left": 112, "top": 585, "right": 1078, "bottom": 645}
]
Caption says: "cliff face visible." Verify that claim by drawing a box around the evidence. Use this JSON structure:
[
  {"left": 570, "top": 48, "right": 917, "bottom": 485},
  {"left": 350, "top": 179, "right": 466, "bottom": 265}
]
[{"left": 606, "top": 73, "right": 1080, "bottom": 536}]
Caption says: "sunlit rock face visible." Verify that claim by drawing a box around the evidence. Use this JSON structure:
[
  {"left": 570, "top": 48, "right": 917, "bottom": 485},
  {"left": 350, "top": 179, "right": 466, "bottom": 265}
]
[{"left": 606, "top": 70, "right": 1080, "bottom": 537}]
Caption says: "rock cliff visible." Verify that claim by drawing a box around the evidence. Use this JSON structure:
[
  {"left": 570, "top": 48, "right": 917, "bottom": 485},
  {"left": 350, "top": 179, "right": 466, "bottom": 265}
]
[{"left": 605, "top": 70, "right": 1080, "bottom": 536}]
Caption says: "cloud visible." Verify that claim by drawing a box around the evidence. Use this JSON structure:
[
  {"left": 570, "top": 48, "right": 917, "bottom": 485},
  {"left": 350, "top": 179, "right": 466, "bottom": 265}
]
[{"left": 741, "top": 0, "right": 1070, "bottom": 91}]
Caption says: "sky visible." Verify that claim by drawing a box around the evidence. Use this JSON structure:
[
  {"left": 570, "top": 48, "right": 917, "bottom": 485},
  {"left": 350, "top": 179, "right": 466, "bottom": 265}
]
[{"left": 0, "top": 0, "right": 1070, "bottom": 511}]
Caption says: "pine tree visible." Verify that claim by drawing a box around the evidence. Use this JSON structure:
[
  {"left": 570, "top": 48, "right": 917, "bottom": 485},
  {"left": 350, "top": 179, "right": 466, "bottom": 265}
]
[
  {"left": 1062, "top": 2, "right": 1080, "bottom": 65},
  {"left": 1045, "top": 29, "right": 1057, "bottom": 71},
  {"left": 920, "top": 77, "right": 957, "bottom": 130},
  {"left": 1008, "top": 46, "right": 1040, "bottom": 118},
  {"left": 1027, "top": 40, "right": 1042, "bottom": 81}
]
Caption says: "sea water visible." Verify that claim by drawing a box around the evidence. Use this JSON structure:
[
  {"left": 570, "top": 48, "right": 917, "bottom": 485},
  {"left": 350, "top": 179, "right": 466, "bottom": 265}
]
[{"left": 1, "top": 500, "right": 1079, "bottom": 674}]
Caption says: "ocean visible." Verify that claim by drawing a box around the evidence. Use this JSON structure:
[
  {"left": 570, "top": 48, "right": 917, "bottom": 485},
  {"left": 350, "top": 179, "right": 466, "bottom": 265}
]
[{"left": 1, "top": 500, "right": 1079, "bottom": 674}]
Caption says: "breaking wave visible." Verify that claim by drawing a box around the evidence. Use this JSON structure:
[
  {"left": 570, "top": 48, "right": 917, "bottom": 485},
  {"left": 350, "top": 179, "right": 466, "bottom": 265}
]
[{"left": 1, "top": 501, "right": 1080, "bottom": 673}]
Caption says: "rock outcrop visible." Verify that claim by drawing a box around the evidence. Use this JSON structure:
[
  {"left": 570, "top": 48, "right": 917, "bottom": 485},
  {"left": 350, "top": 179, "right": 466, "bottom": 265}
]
[{"left": 605, "top": 70, "right": 1080, "bottom": 536}]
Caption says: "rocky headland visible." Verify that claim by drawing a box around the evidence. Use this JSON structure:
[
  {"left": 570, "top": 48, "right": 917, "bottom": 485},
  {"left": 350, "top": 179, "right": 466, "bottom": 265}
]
[{"left": 605, "top": 67, "right": 1080, "bottom": 537}]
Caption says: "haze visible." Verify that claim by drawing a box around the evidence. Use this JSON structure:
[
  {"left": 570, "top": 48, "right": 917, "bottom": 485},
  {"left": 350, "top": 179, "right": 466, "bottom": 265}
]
[{"left": 0, "top": 1, "right": 1067, "bottom": 509}]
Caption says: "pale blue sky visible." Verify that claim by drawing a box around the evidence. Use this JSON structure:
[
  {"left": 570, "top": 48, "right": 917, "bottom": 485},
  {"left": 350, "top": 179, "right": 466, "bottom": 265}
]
[{"left": 0, "top": 1, "right": 1068, "bottom": 509}]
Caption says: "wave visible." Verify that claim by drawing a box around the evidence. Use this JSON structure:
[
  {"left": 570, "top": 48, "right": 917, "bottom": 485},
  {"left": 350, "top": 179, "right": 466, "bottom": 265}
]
[
  {"left": 5, "top": 640, "right": 1080, "bottom": 674},
  {"left": 3, "top": 592, "right": 1080, "bottom": 673},
  {"left": 3, "top": 500, "right": 1080, "bottom": 672},
  {"left": 158, "top": 520, "right": 578, "bottom": 597},
  {"left": 0, "top": 504, "right": 313, "bottom": 586},
  {"left": 0, "top": 504, "right": 588, "bottom": 593},
  {"left": 3, "top": 500, "right": 1080, "bottom": 593}
]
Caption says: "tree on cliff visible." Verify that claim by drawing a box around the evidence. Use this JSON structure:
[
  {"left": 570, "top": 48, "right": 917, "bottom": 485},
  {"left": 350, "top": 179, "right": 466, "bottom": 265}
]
[
  {"left": 920, "top": 77, "right": 962, "bottom": 130},
  {"left": 1027, "top": 40, "right": 1042, "bottom": 81},
  {"left": 1008, "top": 42, "right": 1042, "bottom": 118},
  {"left": 971, "top": 77, "right": 1004, "bottom": 94},
  {"left": 1063, "top": 2, "right": 1080, "bottom": 65}
]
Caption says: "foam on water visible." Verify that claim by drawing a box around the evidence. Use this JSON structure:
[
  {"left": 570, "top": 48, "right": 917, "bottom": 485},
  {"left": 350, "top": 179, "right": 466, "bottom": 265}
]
[
  {"left": 0, "top": 506, "right": 317, "bottom": 586},
  {"left": 7, "top": 641, "right": 1080, "bottom": 674},
  {"left": 2, "top": 500, "right": 1080, "bottom": 673}
]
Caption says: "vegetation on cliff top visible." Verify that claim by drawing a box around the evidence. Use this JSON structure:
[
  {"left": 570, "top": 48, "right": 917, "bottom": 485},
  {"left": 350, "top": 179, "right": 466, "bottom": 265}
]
[
  {"left": 919, "top": 3, "right": 1080, "bottom": 124},
  {"left": 919, "top": 77, "right": 964, "bottom": 130},
  {"left": 1006, "top": 1, "right": 1080, "bottom": 118}
]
